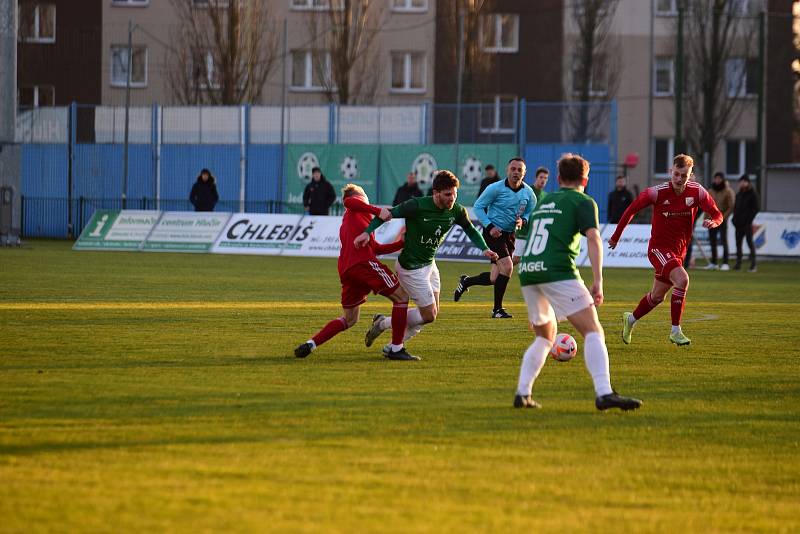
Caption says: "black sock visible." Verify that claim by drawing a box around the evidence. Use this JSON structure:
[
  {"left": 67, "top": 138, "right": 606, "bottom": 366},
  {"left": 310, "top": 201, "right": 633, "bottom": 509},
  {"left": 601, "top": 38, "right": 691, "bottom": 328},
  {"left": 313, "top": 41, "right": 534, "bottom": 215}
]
[
  {"left": 494, "top": 274, "right": 510, "bottom": 311},
  {"left": 464, "top": 272, "right": 492, "bottom": 288}
]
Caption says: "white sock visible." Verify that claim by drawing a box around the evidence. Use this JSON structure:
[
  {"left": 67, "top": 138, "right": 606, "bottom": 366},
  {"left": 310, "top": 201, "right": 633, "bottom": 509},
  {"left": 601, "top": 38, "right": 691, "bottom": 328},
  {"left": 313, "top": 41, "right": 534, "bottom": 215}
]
[
  {"left": 516, "top": 337, "right": 552, "bottom": 396},
  {"left": 307, "top": 340, "right": 316, "bottom": 350},
  {"left": 380, "top": 307, "right": 424, "bottom": 331},
  {"left": 403, "top": 325, "right": 422, "bottom": 342},
  {"left": 389, "top": 343, "right": 403, "bottom": 352},
  {"left": 584, "top": 332, "right": 613, "bottom": 397},
  {"left": 671, "top": 325, "right": 681, "bottom": 334}
]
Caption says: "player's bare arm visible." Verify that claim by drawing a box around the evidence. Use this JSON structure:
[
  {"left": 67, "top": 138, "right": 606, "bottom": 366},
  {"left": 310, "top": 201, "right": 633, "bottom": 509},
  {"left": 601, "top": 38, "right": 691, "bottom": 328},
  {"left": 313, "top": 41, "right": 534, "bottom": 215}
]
[{"left": 586, "top": 228, "right": 604, "bottom": 306}]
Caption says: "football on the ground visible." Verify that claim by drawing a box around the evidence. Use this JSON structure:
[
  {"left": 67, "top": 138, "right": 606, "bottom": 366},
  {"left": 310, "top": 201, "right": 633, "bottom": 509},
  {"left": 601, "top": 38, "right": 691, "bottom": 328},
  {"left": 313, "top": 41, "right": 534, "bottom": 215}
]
[{"left": 550, "top": 333, "right": 577, "bottom": 361}]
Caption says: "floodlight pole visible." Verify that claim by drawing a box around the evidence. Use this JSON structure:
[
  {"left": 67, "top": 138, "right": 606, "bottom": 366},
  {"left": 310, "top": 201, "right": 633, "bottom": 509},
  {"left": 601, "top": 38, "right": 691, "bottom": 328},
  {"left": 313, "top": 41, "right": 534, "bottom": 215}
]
[
  {"left": 454, "top": 8, "right": 464, "bottom": 145},
  {"left": 122, "top": 20, "right": 134, "bottom": 210}
]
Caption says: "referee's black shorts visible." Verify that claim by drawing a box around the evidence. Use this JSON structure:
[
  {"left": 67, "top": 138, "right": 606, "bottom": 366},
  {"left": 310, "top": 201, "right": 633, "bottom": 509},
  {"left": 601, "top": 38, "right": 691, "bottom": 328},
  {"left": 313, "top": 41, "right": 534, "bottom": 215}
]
[{"left": 482, "top": 227, "right": 515, "bottom": 261}]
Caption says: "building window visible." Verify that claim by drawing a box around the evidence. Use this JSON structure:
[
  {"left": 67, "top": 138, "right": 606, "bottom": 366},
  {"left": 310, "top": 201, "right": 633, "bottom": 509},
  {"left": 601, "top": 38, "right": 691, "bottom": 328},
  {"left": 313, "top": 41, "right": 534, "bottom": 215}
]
[
  {"left": 390, "top": 52, "right": 425, "bottom": 93},
  {"left": 18, "top": 3, "right": 56, "bottom": 43},
  {"left": 193, "top": 0, "right": 230, "bottom": 6},
  {"left": 191, "top": 51, "right": 220, "bottom": 89},
  {"left": 111, "top": 0, "right": 150, "bottom": 6},
  {"left": 391, "top": 0, "right": 427, "bottom": 12},
  {"left": 479, "top": 95, "right": 517, "bottom": 134},
  {"left": 480, "top": 14, "right": 519, "bottom": 53},
  {"left": 655, "top": 0, "right": 677, "bottom": 15},
  {"left": 571, "top": 55, "right": 607, "bottom": 97},
  {"left": 291, "top": 50, "right": 333, "bottom": 91},
  {"left": 654, "top": 57, "right": 674, "bottom": 96},
  {"left": 291, "top": 0, "right": 340, "bottom": 10},
  {"left": 726, "top": 139, "right": 759, "bottom": 178},
  {"left": 111, "top": 45, "right": 148, "bottom": 87},
  {"left": 726, "top": 58, "right": 758, "bottom": 97},
  {"left": 653, "top": 138, "right": 674, "bottom": 176},
  {"left": 18, "top": 85, "right": 55, "bottom": 107}
]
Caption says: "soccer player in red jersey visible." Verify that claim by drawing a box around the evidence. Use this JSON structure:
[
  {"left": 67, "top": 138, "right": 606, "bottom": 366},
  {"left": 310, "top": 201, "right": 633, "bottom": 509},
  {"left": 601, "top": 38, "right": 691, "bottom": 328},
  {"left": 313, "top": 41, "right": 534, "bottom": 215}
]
[
  {"left": 294, "top": 184, "right": 416, "bottom": 360},
  {"left": 608, "top": 154, "right": 723, "bottom": 346}
]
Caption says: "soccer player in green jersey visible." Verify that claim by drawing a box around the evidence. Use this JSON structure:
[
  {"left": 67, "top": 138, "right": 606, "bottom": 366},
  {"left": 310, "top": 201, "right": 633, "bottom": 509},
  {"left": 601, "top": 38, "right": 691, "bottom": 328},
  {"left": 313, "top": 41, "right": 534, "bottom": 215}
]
[
  {"left": 356, "top": 170, "right": 499, "bottom": 358},
  {"left": 514, "top": 154, "right": 642, "bottom": 411}
]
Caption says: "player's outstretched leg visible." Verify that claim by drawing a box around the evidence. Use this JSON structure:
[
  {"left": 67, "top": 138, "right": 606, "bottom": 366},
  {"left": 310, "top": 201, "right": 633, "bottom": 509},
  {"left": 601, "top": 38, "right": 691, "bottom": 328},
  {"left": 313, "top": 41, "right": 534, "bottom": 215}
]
[
  {"left": 514, "top": 336, "right": 551, "bottom": 409},
  {"left": 454, "top": 272, "right": 491, "bottom": 302},
  {"left": 365, "top": 314, "right": 386, "bottom": 347},
  {"left": 296, "top": 316, "right": 349, "bottom": 358}
]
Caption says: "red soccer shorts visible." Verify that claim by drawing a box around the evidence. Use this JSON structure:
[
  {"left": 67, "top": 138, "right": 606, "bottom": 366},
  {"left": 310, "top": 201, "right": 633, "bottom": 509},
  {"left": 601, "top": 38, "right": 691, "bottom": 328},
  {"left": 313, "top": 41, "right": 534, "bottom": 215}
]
[
  {"left": 648, "top": 247, "right": 682, "bottom": 284},
  {"left": 340, "top": 260, "right": 400, "bottom": 309}
]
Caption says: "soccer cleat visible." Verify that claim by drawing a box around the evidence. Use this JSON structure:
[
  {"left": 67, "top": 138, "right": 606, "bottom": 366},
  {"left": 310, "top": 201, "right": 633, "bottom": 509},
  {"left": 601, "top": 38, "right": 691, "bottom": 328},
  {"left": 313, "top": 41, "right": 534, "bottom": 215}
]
[
  {"left": 365, "top": 314, "right": 386, "bottom": 347},
  {"left": 595, "top": 391, "right": 642, "bottom": 411},
  {"left": 385, "top": 347, "right": 421, "bottom": 361},
  {"left": 294, "top": 342, "right": 313, "bottom": 358},
  {"left": 453, "top": 275, "right": 469, "bottom": 302},
  {"left": 621, "top": 312, "right": 634, "bottom": 345},
  {"left": 669, "top": 331, "right": 691, "bottom": 346},
  {"left": 491, "top": 308, "right": 513, "bottom": 319},
  {"left": 381, "top": 343, "right": 392, "bottom": 355},
  {"left": 748, "top": 266, "right": 758, "bottom": 273},
  {"left": 720, "top": 263, "right": 731, "bottom": 271},
  {"left": 703, "top": 262, "right": 718, "bottom": 270},
  {"left": 513, "top": 394, "right": 541, "bottom": 409}
]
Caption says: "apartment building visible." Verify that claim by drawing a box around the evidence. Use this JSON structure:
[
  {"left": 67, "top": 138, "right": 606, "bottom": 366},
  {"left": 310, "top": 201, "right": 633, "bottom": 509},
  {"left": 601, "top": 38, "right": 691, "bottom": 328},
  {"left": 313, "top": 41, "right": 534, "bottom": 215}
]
[{"left": 102, "top": 0, "right": 436, "bottom": 106}]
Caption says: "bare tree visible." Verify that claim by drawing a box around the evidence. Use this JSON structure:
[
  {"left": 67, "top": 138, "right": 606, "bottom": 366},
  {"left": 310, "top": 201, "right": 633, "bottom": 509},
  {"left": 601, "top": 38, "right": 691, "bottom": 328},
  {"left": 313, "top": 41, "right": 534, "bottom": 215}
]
[
  {"left": 167, "top": 0, "right": 279, "bottom": 105},
  {"left": 680, "top": 0, "right": 759, "bottom": 174},
  {"left": 568, "top": 0, "right": 621, "bottom": 143},
  {"left": 303, "top": 0, "right": 386, "bottom": 104}
]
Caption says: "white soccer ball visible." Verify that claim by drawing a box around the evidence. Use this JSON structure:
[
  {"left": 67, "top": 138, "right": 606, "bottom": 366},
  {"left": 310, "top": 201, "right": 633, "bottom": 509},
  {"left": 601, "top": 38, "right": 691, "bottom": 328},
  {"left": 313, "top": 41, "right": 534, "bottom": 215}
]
[
  {"left": 297, "top": 152, "right": 320, "bottom": 183},
  {"left": 461, "top": 156, "right": 483, "bottom": 184},
  {"left": 412, "top": 153, "right": 438, "bottom": 189},
  {"left": 340, "top": 155, "right": 358, "bottom": 180},
  {"left": 550, "top": 333, "right": 577, "bottom": 362}
]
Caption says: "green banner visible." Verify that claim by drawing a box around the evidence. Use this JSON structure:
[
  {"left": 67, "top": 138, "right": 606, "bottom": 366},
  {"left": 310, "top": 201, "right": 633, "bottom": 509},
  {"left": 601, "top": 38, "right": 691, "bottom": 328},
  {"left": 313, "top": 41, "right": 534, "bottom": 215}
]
[
  {"left": 73, "top": 210, "right": 159, "bottom": 250},
  {"left": 285, "top": 145, "right": 379, "bottom": 208},
  {"left": 377, "top": 144, "right": 518, "bottom": 206}
]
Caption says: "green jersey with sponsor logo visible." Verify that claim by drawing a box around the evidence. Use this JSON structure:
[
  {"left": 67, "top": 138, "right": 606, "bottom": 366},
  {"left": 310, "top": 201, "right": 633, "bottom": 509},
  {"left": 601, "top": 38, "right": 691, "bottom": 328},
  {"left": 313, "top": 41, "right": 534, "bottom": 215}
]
[
  {"left": 364, "top": 196, "right": 488, "bottom": 270},
  {"left": 517, "top": 187, "right": 599, "bottom": 285}
]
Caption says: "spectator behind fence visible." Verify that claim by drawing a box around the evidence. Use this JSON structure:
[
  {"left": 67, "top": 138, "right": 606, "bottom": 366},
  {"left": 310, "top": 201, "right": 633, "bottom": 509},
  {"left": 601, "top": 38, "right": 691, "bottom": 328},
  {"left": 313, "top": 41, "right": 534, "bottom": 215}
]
[
  {"left": 732, "top": 174, "right": 760, "bottom": 272},
  {"left": 704, "top": 172, "right": 735, "bottom": 270},
  {"left": 189, "top": 168, "right": 219, "bottom": 212},
  {"left": 393, "top": 171, "right": 424, "bottom": 205},
  {"left": 303, "top": 167, "right": 337, "bottom": 215},
  {"left": 477, "top": 164, "right": 500, "bottom": 198},
  {"left": 607, "top": 175, "right": 634, "bottom": 224}
]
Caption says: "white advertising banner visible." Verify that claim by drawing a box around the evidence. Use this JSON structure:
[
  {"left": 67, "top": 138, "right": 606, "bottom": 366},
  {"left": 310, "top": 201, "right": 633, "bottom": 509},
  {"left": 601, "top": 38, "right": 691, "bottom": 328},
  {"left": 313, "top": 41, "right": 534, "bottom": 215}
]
[
  {"left": 575, "top": 224, "right": 653, "bottom": 268},
  {"left": 211, "top": 213, "right": 308, "bottom": 255},
  {"left": 73, "top": 210, "right": 160, "bottom": 250},
  {"left": 143, "top": 212, "right": 232, "bottom": 252},
  {"left": 692, "top": 212, "right": 800, "bottom": 258}
]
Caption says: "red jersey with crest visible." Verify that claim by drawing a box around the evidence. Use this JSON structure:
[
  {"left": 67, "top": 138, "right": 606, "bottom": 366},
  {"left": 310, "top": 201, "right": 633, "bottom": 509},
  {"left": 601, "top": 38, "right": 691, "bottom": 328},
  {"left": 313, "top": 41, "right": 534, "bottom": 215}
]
[
  {"left": 610, "top": 181, "right": 723, "bottom": 257},
  {"left": 338, "top": 196, "right": 403, "bottom": 276}
]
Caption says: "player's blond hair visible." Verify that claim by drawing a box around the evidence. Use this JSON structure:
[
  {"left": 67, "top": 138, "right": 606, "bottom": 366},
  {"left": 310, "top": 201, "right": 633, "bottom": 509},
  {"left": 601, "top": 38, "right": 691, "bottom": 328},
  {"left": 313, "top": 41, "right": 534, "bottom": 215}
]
[
  {"left": 673, "top": 154, "right": 694, "bottom": 168},
  {"left": 557, "top": 153, "right": 590, "bottom": 184},
  {"left": 341, "top": 183, "right": 366, "bottom": 198}
]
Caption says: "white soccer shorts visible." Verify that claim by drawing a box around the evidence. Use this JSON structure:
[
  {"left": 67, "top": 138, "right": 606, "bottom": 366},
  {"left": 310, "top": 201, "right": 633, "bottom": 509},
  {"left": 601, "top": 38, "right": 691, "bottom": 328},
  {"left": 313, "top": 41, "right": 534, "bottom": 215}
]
[
  {"left": 394, "top": 260, "right": 440, "bottom": 308},
  {"left": 521, "top": 279, "right": 594, "bottom": 325}
]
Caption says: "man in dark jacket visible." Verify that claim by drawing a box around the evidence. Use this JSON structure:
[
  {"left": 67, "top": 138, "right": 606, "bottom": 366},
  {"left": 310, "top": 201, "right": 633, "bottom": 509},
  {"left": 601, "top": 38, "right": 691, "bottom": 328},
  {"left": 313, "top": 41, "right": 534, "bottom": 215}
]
[
  {"left": 303, "top": 167, "right": 337, "bottom": 215},
  {"left": 607, "top": 175, "right": 634, "bottom": 223},
  {"left": 477, "top": 164, "right": 500, "bottom": 198},
  {"left": 189, "top": 168, "right": 219, "bottom": 212},
  {"left": 393, "top": 171, "right": 424, "bottom": 205},
  {"left": 732, "top": 174, "right": 760, "bottom": 272}
]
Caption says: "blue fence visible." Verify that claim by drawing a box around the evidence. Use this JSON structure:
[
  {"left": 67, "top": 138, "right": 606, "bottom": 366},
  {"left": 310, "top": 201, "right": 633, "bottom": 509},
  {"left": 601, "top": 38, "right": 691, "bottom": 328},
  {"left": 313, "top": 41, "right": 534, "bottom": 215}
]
[{"left": 19, "top": 102, "right": 617, "bottom": 238}]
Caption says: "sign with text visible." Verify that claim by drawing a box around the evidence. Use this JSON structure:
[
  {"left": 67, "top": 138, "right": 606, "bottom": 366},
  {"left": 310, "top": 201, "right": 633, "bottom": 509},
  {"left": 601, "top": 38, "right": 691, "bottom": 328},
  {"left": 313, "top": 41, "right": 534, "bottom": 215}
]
[
  {"left": 143, "top": 212, "right": 232, "bottom": 252},
  {"left": 73, "top": 210, "right": 159, "bottom": 250}
]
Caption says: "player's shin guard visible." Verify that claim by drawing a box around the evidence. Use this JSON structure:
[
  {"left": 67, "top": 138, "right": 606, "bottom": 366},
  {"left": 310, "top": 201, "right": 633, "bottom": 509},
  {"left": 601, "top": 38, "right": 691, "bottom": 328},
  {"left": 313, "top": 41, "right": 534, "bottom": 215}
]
[
  {"left": 516, "top": 337, "right": 552, "bottom": 396},
  {"left": 493, "top": 274, "right": 510, "bottom": 311},
  {"left": 464, "top": 271, "right": 492, "bottom": 288},
  {"left": 311, "top": 317, "right": 348, "bottom": 347},
  {"left": 632, "top": 292, "right": 659, "bottom": 320},
  {"left": 584, "top": 332, "right": 613, "bottom": 397},
  {"left": 391, "top": 301, "right": 408, "bottom": 346},
  {"left": 670, "top": 287, "right": 687, "bottom": 326}
]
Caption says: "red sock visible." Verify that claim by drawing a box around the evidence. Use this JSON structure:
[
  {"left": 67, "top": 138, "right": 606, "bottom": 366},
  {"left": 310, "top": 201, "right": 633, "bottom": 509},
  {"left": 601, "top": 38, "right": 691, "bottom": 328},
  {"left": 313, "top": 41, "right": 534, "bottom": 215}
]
[
  {"left": 391, "top": 301, "right": 409, "bottom": 346},
  {"left": 632, "top": 292, "right": 659, "bottom": 320},
  {"left": 670, "top": 288, "right": 686, "bottom": 326},
  {"left": 312, "top": 317, "right": 348, "bottom": 347}
]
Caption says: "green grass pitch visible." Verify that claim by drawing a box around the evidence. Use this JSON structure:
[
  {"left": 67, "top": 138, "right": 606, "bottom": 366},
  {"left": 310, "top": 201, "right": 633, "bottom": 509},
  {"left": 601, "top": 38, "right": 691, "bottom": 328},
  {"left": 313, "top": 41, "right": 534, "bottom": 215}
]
[{"left": 1, "top": 241, "right": 799, "bottom": 532}]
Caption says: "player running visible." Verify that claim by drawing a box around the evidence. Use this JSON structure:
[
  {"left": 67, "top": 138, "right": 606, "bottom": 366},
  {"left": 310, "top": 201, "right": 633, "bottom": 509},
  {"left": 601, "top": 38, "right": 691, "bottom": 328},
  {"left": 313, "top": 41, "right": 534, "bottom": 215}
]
[
  {"left": 453, "top": 158, "right": 535, "bottom": 319},
  {"left": 608, "top": 154, "right": 722, "bottom": 346},
  {"left": 294, "top": 184, "right": 414, "bottom": 361},
  {"left": 356, "top": 170, "right": 498, "bottom": 356},
  {"left": 514, "top": 153, "right": 641, "bottom": 411}
]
